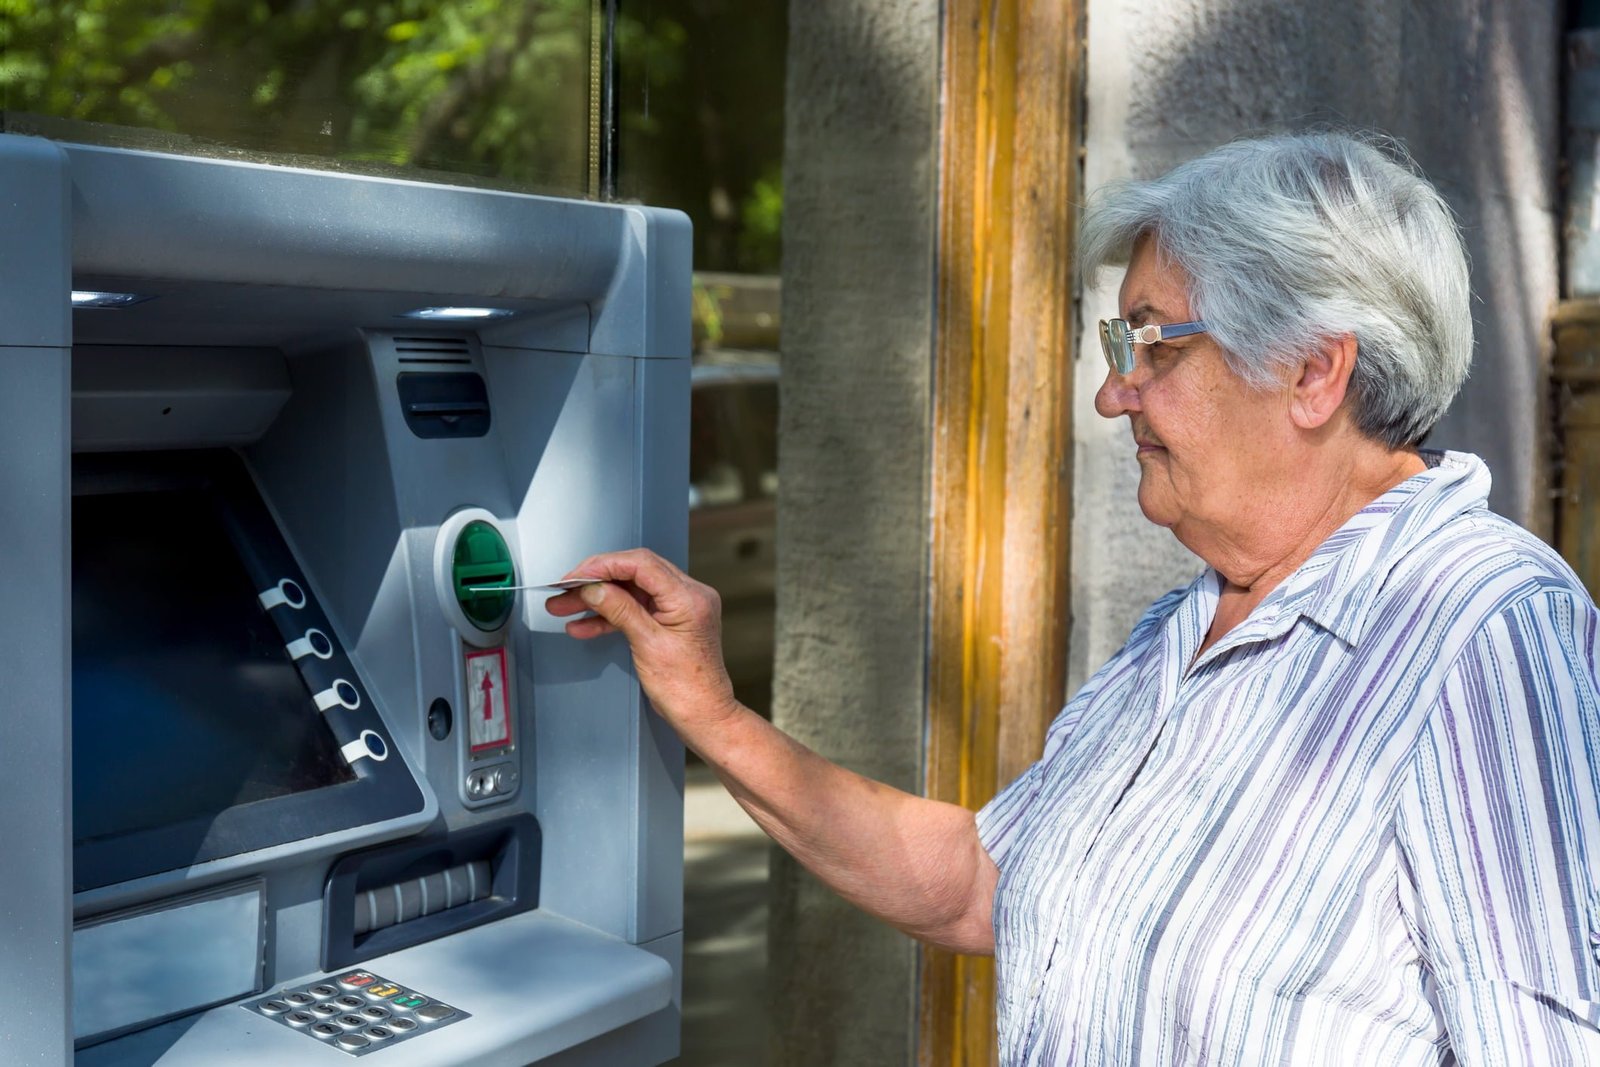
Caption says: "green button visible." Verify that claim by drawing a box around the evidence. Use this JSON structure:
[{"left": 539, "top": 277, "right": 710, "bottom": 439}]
[{"left": 391, "top": 994, "right": 428, "bottom": 1010}]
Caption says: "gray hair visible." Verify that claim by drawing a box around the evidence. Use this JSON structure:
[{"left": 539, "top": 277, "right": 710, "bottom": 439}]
[{"left": 1079, "top": 131, "right": 1472, "bottom": 448}]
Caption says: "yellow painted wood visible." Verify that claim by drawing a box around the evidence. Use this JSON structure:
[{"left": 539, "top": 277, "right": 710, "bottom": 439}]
[{"left": 924, "top": 0, "right": 1081, "bottom": 1063}]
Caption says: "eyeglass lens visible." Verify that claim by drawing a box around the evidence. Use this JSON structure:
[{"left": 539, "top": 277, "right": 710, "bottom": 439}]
[{"left": 1099, "top": 319, "right": 1134, "bottom": 375}]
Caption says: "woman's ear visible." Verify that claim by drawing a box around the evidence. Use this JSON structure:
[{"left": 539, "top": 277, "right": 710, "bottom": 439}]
[{"left": 1290, "top": 334, "right": 1358, "bottom": 430}]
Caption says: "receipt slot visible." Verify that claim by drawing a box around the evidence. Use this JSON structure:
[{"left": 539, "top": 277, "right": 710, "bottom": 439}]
[{"left": 0, "top": 133, "right": 689, "bottom": 1065}]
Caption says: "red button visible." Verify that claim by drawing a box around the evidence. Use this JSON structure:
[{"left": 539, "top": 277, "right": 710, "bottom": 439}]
[{"left": 338, "top": 972, "right": 377, "bottom": 989}]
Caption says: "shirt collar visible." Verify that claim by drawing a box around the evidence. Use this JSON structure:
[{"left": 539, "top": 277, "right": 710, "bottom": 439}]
[{"left": 1198, "top": 450, "right": 1493, "bottom": 655}]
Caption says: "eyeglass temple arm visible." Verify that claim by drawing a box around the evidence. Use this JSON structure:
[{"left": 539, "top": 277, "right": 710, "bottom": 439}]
[
  {"left": 1152, "top": 321, "right": 1203, "bottom": 342},
  {"left": 1140, "top": 320, "right": 1207, "bottom": 343}
]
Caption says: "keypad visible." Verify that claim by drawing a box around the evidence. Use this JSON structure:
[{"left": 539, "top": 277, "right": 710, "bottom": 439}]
[{"left": 244, "top": 971, "right": 469, "bottom": 1057}]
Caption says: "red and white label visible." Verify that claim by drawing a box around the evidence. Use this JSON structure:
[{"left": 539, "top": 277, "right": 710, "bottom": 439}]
[{"left": 464, "top": 646, "right": 512, "bottom": 753}]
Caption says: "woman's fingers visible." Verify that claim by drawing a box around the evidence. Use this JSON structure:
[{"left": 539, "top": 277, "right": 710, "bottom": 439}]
[
  {"left": 552, "top": 548, "right": 737, "bottom": 730},
  {"left": 576, "top": 579, "right": 656, "bottom": 640},
  {"left": 563, "top": 614, "right": 618, "bottom": 639},
  {"left": 545, "top": 590, "right": 590, "bottom": 618},
  {"left": 566, "top": 549, "right": 690, "bottom": 606},
  {"left": 553, "top": 551, "right": 701, "bottom": 627}
]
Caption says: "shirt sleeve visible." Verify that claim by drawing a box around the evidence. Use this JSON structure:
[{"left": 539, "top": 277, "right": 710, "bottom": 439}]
[
  {"left": 976, "top": 757, "right": 1042, "bottom": 869},
  {"left": 1395, "top": 587, "right": 1600, "bottom": 1063}
]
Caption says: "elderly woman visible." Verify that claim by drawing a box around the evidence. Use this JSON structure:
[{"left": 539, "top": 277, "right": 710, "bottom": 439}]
[{"left": 548, "top": 131, "right": 1600, "bottom": 1064}]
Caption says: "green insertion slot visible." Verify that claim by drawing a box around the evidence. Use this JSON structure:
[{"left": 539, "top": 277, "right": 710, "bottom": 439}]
[{"left": 451, "top": 520, "right": 516, "bottom": 631}]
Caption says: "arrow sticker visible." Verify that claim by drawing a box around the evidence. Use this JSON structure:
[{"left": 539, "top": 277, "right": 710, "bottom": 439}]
[{"left": 464, "top": 647, "right": 512, "bottom": 753}]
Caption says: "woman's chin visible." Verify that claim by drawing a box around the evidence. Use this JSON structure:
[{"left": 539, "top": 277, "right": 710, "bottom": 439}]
[{"left": 1135, "top": 481, "right": 1180, "bottom": 529}]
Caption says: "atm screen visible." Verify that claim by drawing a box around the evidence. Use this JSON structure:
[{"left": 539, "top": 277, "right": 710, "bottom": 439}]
[{"left": 72, "top": 488, "right": 356, "bottom": 848}]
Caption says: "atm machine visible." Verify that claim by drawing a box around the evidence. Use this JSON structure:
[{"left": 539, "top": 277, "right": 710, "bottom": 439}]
[{"left": 0, "top": 132, "right": 689, "bottom": 1064}]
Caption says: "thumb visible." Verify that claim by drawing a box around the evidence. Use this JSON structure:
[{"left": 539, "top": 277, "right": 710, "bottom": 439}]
[{"left": 579, "top": 581, "right": 653, "bottom": 639}]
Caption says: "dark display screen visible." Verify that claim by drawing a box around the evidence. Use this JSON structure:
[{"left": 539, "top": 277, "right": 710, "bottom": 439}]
[{"left": 72, "top": 489, "right": 355, "bottom": 847}]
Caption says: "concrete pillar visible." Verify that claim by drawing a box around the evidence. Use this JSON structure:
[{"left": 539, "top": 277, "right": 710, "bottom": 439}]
[
  {"left": 1070, "top": 0, "right": 1563, "bottom": 686},
  {"left": 770, "top": 1, "right": 940, "bottom": 1063}
]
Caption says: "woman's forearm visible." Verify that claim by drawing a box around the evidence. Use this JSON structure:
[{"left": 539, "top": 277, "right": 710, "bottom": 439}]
[
  {"left": 682, "top": 702, "right": 997, "bottom": 955},
  {"left": 546, "top": 550, "right": 997, "bottom": 956}
]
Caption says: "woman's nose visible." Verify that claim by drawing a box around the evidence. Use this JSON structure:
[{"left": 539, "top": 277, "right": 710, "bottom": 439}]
[{"left": 1094, "top": 366, "right": 1141, "bottom": 419}]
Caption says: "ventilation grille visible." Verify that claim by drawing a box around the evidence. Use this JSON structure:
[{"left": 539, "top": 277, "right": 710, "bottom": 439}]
[
  {"left": 352, "top": 860, "right": 492, "bottom": 936},
  {"left": 393, "top": 335, "right": 472, "bottom": 364}
]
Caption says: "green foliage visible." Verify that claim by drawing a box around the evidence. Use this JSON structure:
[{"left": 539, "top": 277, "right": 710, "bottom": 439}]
[
  {"left": 0, "top": 0, "right": 787, "bottom": 270},
  {"left": 613, "top": 0, "right": 786, "bottom": 274},
  {"left": 691, "top": 274, "right": 725, "bottom": 350},
  {"left": 740, "top": 167, "right": 783, "bottom": 273},
  {"left": 0, "top": 0, "right": 595, "bottom": 190}
]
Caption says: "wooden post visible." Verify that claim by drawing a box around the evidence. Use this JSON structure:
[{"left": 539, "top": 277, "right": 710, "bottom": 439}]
[{"left": 922, "top": 0, "right": 1083, "bottom": 1062}]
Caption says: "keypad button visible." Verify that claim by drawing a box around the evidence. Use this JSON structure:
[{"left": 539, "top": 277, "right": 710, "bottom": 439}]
[{"left": 263, "top": 971, "right": 463, "bottom": 1050}]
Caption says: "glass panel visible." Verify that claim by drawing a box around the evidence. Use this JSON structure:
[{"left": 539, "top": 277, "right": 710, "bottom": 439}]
[
  {"left": 609, "top": 8, "right": 789, "bottom": 1065},
  {"left": 689, "top": 382, "right": 744, "bottom": 509},
  {"left": 739, "top": 378, "right": 778, "bottom": 500},
  {"left": 614, "top": 0, "right": 786, "bottom": 273},
  {"left": 0, "top": 0, "right": 602, "bottom": 197}
]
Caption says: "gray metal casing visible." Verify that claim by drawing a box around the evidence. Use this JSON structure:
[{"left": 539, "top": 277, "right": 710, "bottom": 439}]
[{"left": 0, "top": 134, "right": 689, "bottom": 1066}]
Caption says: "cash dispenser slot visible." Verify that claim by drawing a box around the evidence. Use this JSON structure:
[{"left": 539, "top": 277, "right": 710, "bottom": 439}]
[{"left": 321, "top": 813, "right": 541, "bottom": 972}]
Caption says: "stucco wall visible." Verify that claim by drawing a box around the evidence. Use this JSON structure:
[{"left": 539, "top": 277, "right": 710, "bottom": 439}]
[
  {"left": 1070, "top": 0, "right": 1563, "bottom": 686},
  {"left": 768, "top": 2, "right": 940, "bottom": 1063}
]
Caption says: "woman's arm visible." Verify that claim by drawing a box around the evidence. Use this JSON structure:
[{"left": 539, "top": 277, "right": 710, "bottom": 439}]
[{"left": 548, "top": 548, "right": 997, "bottom": 955}]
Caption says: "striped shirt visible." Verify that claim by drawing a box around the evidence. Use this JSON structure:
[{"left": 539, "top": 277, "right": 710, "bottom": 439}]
[{"left": 977, "top": 451, "right": 1600, "bottom": 1065}]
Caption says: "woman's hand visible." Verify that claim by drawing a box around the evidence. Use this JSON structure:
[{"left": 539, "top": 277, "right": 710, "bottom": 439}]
[{"left": 545, "top": 548, "right": 742, "bottom": 735}]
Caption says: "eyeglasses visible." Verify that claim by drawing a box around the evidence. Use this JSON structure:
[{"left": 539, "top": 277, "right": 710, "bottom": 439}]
[{"left": 1098, "top": 318, "right": 1209, "bottom": 375}]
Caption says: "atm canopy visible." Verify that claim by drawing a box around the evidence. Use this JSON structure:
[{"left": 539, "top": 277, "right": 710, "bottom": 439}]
[{"left": 0, "top": 136, "right": 689, "bottom": 360}]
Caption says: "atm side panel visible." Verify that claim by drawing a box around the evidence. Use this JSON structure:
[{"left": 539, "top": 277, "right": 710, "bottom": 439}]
[{"left": 0, "top": 133, "right": 74, "bottom": 1066}]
